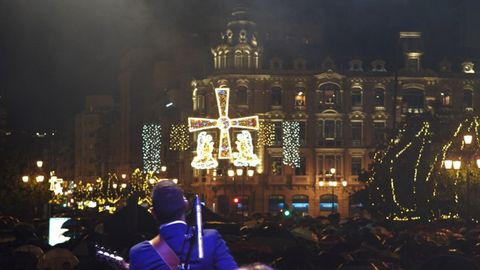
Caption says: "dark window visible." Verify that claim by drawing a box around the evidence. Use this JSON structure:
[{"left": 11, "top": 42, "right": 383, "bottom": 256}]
[
  {"left": 320, "top": 194, "right": 338, "bottom": 211},
  {"left": 273, "top": 122, "right": 282, "bottom": 146},
  {"left": 374, "top": 89, "right": 385, "bottom": 107},
  {"left": 373, "top": 122, "right": 386, "bottom": 143},
  {"left": 299, "top": 122, "right": 306, "bottom": 146},
  {"left": 235, "top": 196, "right": 249, "bottom": 212},
  {"left": 269, "top": 195, "right": 285, "bottom": 212},
  {"left": 464, "top": 90, "right": 473, "bottom": 108},
  {"left": 325, "top": 120, "right": 335, "bottom": 139},
  {"left": 351, "top": 89, "right": 362, "bottom": 107},
  {"left": 351, "top": 122, "right": 362, "bottom": 146},
  {"left": 237, "top": 86, "right": 248, "bottom": 105},
  {"left": 403, "top": 90, "right": 424, "bottom": 112},
  {"left": 271, "top": 157, "right": 283, "bottom": 176},
  {"left": 295, "top": 157, "right": 307, "bottom": 175},
  {"left": 271, "top": 87, "right": 282, "bottom": 106},
  {"left": 319, "top": 84, "right": 340, "bottom": 107},
  {"left": 351, "top": 157, "right": 362, "bottom": 175}
]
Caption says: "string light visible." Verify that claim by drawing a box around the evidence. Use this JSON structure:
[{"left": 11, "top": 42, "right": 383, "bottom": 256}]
[
  {"left": 282, "top": 121, "right": 300, "bottom": 168},
  {"left": 257, "top": 122, "right": 275, "bottom": 147},
  {"left": 169, "top": 124, "right": 190, "bottom": 151},
  {"left": 142, "top": 124, "right": 162, "bottom": 173}
]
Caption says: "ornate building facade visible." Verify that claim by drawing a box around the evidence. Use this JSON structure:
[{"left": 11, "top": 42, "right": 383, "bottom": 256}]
[{"left": 187, "top": 4, "right": 480, "bottom": 217}]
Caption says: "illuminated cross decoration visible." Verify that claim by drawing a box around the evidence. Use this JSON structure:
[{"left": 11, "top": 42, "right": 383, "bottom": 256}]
[{"left": 188, "top": 88, "right": 259, "bottom": 159}]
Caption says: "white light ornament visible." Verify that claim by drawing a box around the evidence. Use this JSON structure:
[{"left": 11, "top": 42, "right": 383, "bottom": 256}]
[
  {"left": 188, "top": 88, "right": 259, "bottom": 160},
  {"left": 191, "top": 132, "right": 219, "bottom": 169},
  {"left": 282, "top": 121, "right": 301, "bottom": 168},
  {"left": 233, "top": 130, "right": 260, "bottom": 167},
  {"left": 49, "top": 175, "right": 64, "bottom": 195},
  {"left": 142, "top": 124, "right": 162, "bottom": 173}
]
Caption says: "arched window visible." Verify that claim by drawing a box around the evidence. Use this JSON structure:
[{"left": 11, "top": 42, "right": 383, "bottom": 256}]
[
  {"left": 463, "top": 89, "right": 473, "bottom": 109},
  {"left": 236, "top": 86, "right": 248, "bottom": 105},
  {"left": 320, "top": 194, "right": 338, "bottom": 211},
  {"left": 292, "top": 195, "right": 309, "bottom": 213},
  {"left": 268, "top": 195, "right": 285, "bottom": 213},
  {"left": 271, "top": 86, "right": 282, "bottom": 107},
  {"left": 318, "top": 83, "right": 340, "bottom": 109},
  {"left": 403, "top": 89, "right": 424, "bottom": 113}
]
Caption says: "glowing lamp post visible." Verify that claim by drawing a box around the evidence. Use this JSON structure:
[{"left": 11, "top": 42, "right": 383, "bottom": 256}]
[{"left": 444, "top": 133, "right": 480, "bottom": 223}]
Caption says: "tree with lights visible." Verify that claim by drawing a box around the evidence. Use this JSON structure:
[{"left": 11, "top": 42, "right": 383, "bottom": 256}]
[{"left": 363, "top": 113, "right": 480, "bottom": 222}]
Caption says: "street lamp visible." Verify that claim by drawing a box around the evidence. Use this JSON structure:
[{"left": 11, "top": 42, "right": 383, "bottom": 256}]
[
  {"left": 36, "top": 175, "right": 45, "bottom": 183},
  {"left": 319, "top": 167, "right": 347, "bottom": 214},
  {"left": 22, "top": 176, "right": 29, "bottom": 183},
  {"left": 36, "top": 160, "right": 43, "bottom": 168},
  {"left": 444, "top": 133, "right": 480, "bottom": 223}
]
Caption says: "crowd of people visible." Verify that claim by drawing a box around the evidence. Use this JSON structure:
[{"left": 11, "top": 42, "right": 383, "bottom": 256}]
[{"left": 2, "top": 191, "right": 480, "bottom": 269}]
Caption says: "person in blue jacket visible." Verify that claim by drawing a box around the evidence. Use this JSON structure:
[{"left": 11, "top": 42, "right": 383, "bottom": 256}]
[{"left": 129, "top": 180, "right": 238, "bottom": 270}]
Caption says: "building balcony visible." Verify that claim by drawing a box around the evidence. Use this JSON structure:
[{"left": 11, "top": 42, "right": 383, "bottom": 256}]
[{"left": 316, "top": 139, "right": 343, "bottom": 147}]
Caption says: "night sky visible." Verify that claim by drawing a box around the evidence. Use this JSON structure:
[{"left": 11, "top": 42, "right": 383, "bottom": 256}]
[{"left": 1, "top": 0, "right": 479, "bottom": 131}]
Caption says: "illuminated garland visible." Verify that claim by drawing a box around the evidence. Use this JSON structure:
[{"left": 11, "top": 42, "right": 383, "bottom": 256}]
[
  {"left": 282, "top": 121, "right": 301, "bottom": 167},
  {"left": 142, "top": 124, "right": 162, "bottom": 173},
  {"left": 257, "top": 122, "right": 275, "bottom": 147},
  {"left": 169, "top": 124, "right": 190, "bottom": 151}
]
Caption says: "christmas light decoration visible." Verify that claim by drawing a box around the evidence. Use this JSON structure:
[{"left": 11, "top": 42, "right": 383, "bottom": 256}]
[
  {"left": 282, "top": 121, "right": 300, "bottom": 167},
  {"left": 233, "top": 130, "right": 260, "bottom": 167},
  {"left": 191, "top": 132, "right": 219, "bottom": 169},
  {"left": 188, "top": 88, "right": 259, "bottom": 159},
  {"left": 257, "top": 122, "right": 275, "bottom": 147},
  {"left": 142, "top": 124, "right": 162, "bottom": 173},
  {"left": 169, "top": 124, "right": 190, "bottom": 151}
]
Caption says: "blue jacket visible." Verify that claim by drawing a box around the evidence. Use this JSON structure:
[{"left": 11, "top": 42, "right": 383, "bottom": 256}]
[{"left": 129, "top": 222, "right": 238, "bottom": 270}]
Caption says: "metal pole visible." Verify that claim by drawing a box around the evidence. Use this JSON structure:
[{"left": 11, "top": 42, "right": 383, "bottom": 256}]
[{"left": 467, "top": 171, "right": 471, "bottom": 224}]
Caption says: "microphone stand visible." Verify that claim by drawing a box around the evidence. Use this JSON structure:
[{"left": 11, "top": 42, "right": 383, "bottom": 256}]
[{"left": 179, "top": 194, "right": 204, "bottom": 270}]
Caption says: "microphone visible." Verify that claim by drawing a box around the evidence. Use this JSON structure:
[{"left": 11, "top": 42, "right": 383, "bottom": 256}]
[{"left": 195, "top": 194, "right": 204, "bottom": 259}]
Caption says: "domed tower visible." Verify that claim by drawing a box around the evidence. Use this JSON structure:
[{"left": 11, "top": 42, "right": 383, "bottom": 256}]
[{"left": 211, "top": 1, "right": 262, "bottom": 71}]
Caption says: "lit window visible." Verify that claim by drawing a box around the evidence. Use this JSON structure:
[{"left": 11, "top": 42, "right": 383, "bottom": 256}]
[
  {"left": 292, "top": 195, "right": 309, "bottom": 213},
  {"left": 295, "top": 90, "right": 306, "bottom": 108},
  {"left": 440, "top": 92, "right": 451, "bottom": 106},
  {"left": 320, "top": 194, "right": 338, "bottom": 211},
  {"left": 268, "top": 195, "right": 285, "bottom": 212}
]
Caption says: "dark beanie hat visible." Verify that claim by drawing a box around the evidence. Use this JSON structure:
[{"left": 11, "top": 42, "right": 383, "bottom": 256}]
[{"left": 151, "top": 180, "right": 185, "bottom": 224}]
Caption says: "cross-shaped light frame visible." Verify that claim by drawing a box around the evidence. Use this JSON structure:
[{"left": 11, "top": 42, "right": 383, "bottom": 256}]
[{"left": 188, "top": 88, "right": 259, "bottom": 159}]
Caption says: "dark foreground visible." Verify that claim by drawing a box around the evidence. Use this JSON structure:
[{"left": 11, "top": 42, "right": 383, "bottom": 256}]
[{"left": 1, "top": 207, "right": 480, "bottom": 270}]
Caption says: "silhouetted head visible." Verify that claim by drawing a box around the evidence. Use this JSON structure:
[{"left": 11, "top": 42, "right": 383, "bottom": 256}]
[{"left": 151, "top": 180, "right": 187, "bottom": 224}]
